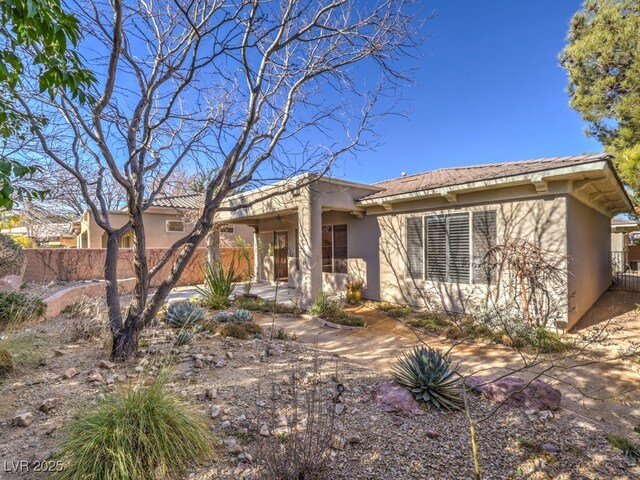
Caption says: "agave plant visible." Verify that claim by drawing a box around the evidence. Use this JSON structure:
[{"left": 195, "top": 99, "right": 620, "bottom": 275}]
[
  {"left": 392, "top": 346, "right": 463, "bottom": 412},
  {"left": 174, "top": 331, "right": 193, "bottom": 346},
  {"left": 233, "top": 309, "right": 253, "bottom": 323},
  {"left": 164, "top": 301, "right": 206, "bottom": 328},
  {"left": 214, "top": 311, "right": 235, "bottom": 323}
]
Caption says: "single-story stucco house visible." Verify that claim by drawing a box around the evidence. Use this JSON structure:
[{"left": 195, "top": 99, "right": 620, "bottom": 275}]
[
  {"left": 211, "top": 154, "right": 632, "bottom": 330},
  {"left": 77, "top": 193, "right": 253, "bottom": 249}
]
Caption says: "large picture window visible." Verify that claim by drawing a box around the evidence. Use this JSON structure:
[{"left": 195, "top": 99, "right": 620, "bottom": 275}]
[
  {"left": 322, "top": 225, "right": 347, "bottom": 274},
  {"left": 406, "top": 211, "right": 496, "bottom": 285}
]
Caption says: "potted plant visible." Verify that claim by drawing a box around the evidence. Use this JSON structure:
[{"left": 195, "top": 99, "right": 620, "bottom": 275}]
[{"left": 345, "top": 278, "right": 364, "bottom": 304}]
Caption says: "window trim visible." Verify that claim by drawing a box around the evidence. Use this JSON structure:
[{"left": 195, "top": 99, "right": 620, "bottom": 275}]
[
  {"left": 166, "top": 220, "right": 186, "bottom": 233},
  {"left": 406, "top": 210, "right": 496, "bottom": 285},
  {"left": 219, "top": 225, "right": 235, "bottom": 234}
]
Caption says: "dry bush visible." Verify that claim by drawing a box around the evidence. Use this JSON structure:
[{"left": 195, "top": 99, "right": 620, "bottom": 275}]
[
  {"left": 0, "top": 233, "right": 25, "bottom": 276},
  {"left": 258, "top": 356, "right": 339, "bottom": 480},
  {"left": 64, "top": 297, "right": 110, "bottom": 342}
]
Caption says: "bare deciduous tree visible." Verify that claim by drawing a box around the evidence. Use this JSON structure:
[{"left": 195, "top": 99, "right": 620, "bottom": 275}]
[{"left": 11, "top": 0, "right": 420, "bottom": 359}]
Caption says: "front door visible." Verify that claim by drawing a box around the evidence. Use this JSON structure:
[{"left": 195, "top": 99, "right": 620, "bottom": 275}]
[{"left": 273, "top": 231, "right": 288, "bottom": 281}]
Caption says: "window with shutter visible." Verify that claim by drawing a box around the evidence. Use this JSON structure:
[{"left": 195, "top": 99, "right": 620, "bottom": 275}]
[
  {"left": 406, "top": 217, "right": 424, "bottom": 279},
  {"left": 426, "top": 215, "right": 446, "bottom": 281},
  {"left": 472, "top": 211, "right": 497, "bottom": 284},
  {"left": 426, "top": 213, "right": 470, "bottom": 284}
]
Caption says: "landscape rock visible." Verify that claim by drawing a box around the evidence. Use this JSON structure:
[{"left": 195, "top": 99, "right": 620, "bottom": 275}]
[
  {"left": 12, "top": 412, "right": 34, "bottom": 427},
  {"left": 194, "top": 359, "right": 204, "bottom": 369},
  {"left": 99, "top": 360, "right": 116, "bottom": 370},
  {"left": 86, "top": 369, "right": 104, "bottom": 383},
  {"left": 335, "top": 403, "right": 345, "bottom": 415},
  {"left": 38, "top": 398, "right": 63, "bottom": 414},
  {"left": 259, "top": 424, "right": 270, "bottom": 436},
  {"left": 466, "top": 376, "right": 561, "bottom": 411},
  {"left": 205, "top": 387, "right": 217, "bottom": 400},
  {"left": 215, "top": 360, "right": 226, "bottom": 368},
  {"left": 62, "top": 368, "right": 79, "bottom": 379},
  {"left": 373, "top": 379, "right": 426, "bottom": 416},
  {"left": 210, "top": 406, "right": 222, "bottom": 419},
  {"left": 226, "top": 351, "right": 234, "bottom": 359}
]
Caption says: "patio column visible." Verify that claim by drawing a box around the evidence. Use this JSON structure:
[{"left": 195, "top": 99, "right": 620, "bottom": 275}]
[
  {"left": 206, "top": 228, "right": 220, "bottom": 265},
  {"left": 298, "top": 196, "right": 322, "bottom": 307},
  {"left": 253, "top": 227, "right": 260, "bottom": 282}
]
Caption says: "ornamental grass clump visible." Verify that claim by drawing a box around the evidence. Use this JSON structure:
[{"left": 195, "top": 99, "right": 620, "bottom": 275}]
[
  {"left": 393, "top": 346, "right": 464, "bottom": 412},
  {"left": 54, "top": 374, "right": 216, "bottom": 480}
]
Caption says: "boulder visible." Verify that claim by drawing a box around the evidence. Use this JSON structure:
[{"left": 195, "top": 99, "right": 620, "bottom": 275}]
[
  {"left": 373, "top": 379, "right": 425, "bottom": 416},
  {"left": 0, "top": 275, "right": 21, "bottom": 292},
  {"left": 466, "top": 376, "right": 561, "bottom": 411},
  {"left": 39, "top": 398, "right": 63, "bottom": 414},
  {"left": 12, "top": 412, "right": 34, "bottom": 427}
]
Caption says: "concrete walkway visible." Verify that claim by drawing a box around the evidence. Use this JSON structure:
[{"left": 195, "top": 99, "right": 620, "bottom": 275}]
[{"left": 255, "top": 304, "right": 640, "bottom": 436}]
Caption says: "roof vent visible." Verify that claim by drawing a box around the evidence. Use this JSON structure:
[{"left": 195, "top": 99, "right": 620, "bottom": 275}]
[{"left": 401, "top": 172, "right": 406, "bottom": 177}]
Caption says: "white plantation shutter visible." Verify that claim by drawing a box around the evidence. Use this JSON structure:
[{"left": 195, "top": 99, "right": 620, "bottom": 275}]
[
  {"left": 406, "top": 217, "right": 424, "bottom": 278},
  {"left": 426, "top": 215, "right": 447, "bottom": 281},
  {"left": 448, "top": 213, "right": 470, "bottom": 284},
  {"left": 473, "top": 211, "right": 497, "bottom": 284},
  {"left": 426, "top": 213, "right": 470, "bottom": 284}
]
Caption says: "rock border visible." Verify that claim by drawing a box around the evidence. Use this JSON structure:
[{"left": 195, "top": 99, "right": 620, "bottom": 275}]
[{"left": 301, "top": 313, "right": 366, "bottom": 331}]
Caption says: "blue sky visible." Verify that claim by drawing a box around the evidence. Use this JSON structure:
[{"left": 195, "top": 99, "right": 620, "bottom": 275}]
[{"left": 334, "top": 0, "right": 599, "bottom": 184}]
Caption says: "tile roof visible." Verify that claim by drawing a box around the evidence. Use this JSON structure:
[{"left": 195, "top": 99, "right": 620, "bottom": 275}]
[
  {"left": 358, "top": 154, "right": 611, "bottom": 202},
  {"left": 150, "top": 193, "right": 204, "bottom": 210}
]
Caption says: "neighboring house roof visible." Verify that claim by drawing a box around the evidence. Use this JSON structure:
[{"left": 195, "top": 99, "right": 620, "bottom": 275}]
[
  {"left": 359, "top": 154, "right": 612, "bottom": 202},
  {"left": 1, "top": 223, "right": 75, "bottom": 240},
  {"left": 148, "top": 193, "right": 204, "bottom": 210},
  {"left": 611, "top": 218, "right": 637, "bottom": 226}
]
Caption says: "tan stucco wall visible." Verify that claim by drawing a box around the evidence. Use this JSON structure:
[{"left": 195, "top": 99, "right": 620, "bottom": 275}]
[
  {"left": 611, "top": 232, "right": 628, "bottom": 252},
  {"left": 374, "top": 189, "right": 569, "bottom": 321},
  {"left": 567, "top": 196, "right": 612, "bottom": 328}
]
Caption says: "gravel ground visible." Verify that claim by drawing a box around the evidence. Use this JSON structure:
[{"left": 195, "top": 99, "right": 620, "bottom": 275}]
[{"left": 0, "top": 311, "right": 638, "bottom": 480}]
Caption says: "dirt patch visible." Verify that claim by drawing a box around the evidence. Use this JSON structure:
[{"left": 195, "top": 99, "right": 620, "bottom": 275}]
[{"left": 0, "top": 311, "right": 638, "bottom": 479}]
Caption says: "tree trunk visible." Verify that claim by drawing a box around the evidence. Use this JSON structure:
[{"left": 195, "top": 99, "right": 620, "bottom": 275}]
[
  {"left": 105, "top": 233, "right": 124, "bottom": 342},
  {"left": 111, "top": 210, "right": 149, "bottom": 360}
]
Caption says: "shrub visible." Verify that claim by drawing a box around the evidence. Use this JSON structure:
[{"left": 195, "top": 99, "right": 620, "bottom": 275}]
[
  {"left": 65, "top": 297, "right": 110, "bottom": 342},
  {"left": 235, "top": 296, "right": 299, "bottom": 314},
  {"left": 214, "top": 311, "right": 235, "bottom": 323},
  {"left": 218, "top": 322, "right": 262, "bottom": 339},
  {"left": 371, "top": 301, "right": 414, "bottom": 318},
  {"left": 174, "top": 331, "right": 193, "bottom": 346},
  {"left": 405, "top": 313, "right": 450, "bottom": 332},
  {"left": 0, "top": 233, "right": 24, "bottom": 276},
  {"left": 272, "top": 327, "right": 297, "bottom": 341},
  {"left": 0, "top": 332, "right": 46, "bottom": 375},
  {"left": 392, "top": 346, "right": 464, "bottom": 411},
  {"left": 54, "top": 375, "right": 216, "bottom": 480},
  {"left": 309, "top": 292, "right": 363, "bottom": 326},
  {"left": 259, "top": 357, "right": 336, "bottom": 479},
  {"left": 198, "top": 260, "right": 236, "bottom": 309},
  {"left": 308, "top": 292, "right": 337, "bottom": 318},
  {"left": 0, "top": 291, "right": 46, "bottom": 330},
  {"left": 607, "top": 434, "right": 640, "bottom": 462},
  {"left": 0, "top": 348, "right": 13, "bottom": 375},
  {"left": 164, "top": 301, "right": 206, "bottom": 328}
]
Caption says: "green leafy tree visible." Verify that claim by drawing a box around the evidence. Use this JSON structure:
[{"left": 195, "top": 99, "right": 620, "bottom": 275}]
[
  {"left": 0, "top": 0, "right": 95, "bottom": 209},
  {"left": 560, "top": 0, "right": 640, "bottom": 195}
]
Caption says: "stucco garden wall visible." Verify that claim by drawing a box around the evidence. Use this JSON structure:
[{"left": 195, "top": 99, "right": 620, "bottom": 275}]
[{"left": 23, "top": 247, "right": 252, "bottom": 285}]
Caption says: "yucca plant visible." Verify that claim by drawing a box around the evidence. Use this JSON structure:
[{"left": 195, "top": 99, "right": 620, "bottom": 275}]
[
  {"left": 54, "top": 374, "right": 216, "bottom": 480},
  {"left": 174, "top": 331, "right": 193, "bottom": 346},
  {"left": 392, "top": 346, "right": 464, "bottom": 412},
  {"left": 164, "top": 301, "right": 205, "bottom": 328},
  {"left": 197, "top": 260, "right": 236, "bottom": 309}
]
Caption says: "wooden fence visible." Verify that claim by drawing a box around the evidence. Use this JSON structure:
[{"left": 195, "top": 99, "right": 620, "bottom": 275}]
[{"left": 23, "top": 247, "right": 252, "bottom": 286}]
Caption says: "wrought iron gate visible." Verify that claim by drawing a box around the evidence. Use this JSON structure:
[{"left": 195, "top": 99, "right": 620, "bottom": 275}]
[{"left": 611, "top": 250, "right": 640, "bottom": 292}]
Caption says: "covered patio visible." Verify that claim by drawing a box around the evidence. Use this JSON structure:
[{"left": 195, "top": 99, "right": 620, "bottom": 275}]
[{"left": 210, "top": 176, "right": 382, "bottom": 306}]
